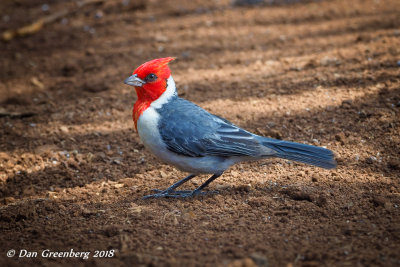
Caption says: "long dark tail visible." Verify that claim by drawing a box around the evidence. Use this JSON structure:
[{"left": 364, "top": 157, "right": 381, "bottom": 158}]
[{"left": 259, "top": 137, "right": 336, "bottom": 169}]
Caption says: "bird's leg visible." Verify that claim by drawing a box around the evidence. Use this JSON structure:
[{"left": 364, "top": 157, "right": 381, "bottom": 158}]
[
  {"left": 190, "top": 173, "right": 222, "bottom": 196},
  {"left": 142, "top": 174, "right": 196, "bottom": 199},
  {"left": 154, "top": 174, "right": 196, "bottom": 193}
]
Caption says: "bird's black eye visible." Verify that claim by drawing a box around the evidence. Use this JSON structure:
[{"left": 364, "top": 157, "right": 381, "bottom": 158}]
[{"left": 145, "top": 73, "right": 157, "bottom": 82}]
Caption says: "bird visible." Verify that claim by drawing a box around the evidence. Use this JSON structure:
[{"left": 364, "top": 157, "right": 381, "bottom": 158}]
[{"left": 124, "top": 57, "right": 336, "bottom": 199}]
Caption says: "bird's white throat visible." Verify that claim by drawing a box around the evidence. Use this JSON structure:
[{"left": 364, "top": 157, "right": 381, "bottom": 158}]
[{"left": 151, "top": 75, "right": 177, "bottom": 109}]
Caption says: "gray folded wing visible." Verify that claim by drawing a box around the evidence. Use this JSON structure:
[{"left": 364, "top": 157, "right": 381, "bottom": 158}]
[{"left": 157, "top": 97, "right": 268, "bottom": 158}]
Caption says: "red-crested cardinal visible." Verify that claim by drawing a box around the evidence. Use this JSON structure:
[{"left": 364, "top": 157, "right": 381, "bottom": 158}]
[{"left": 124, "top": 57, "right": 336, "bottom": 199}]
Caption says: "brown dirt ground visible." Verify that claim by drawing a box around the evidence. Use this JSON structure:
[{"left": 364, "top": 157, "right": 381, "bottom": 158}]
[{"left": 1, "top": 0, "right": 400, "bottom": 266}]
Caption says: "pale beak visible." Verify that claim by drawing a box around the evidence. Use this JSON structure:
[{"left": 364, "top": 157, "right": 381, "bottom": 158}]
[{"left": 124, "top": 74, "right": 145, "bottom": 87}]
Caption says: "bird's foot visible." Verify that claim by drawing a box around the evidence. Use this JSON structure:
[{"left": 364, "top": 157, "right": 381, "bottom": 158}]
[{"left": 142, "top": 189, "right": 219, "bottom": 199}]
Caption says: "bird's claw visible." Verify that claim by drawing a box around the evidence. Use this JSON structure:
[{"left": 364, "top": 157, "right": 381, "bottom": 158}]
[{"left": 142, "top": 189, "right": 219, "bottom": 199}]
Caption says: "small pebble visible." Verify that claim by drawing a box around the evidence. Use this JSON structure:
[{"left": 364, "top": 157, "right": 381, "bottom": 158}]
[
  {"left": 41, "top": 4, "right": 49, "bottom": 12},
  {"left": 366, "top": 156, "right": 377, "bottom": 164},
  {"left": 95, "top": 11, "right": 103, "bottom": 19},
  {"left": 60, "top": 126, "right": 69, "bottom": 133},
  {"left": 61, "top": 18, "right": 68, "bottom": 25}
]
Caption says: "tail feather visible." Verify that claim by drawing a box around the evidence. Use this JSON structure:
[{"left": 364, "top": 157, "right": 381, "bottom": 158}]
[{"left": 260, "top": 137, "right": 336, "bottom": 169}]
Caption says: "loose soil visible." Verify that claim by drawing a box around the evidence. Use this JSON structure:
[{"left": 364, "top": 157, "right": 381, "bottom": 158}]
[{"left": 1, "top": 0, "right": 399, "bottom": 266}]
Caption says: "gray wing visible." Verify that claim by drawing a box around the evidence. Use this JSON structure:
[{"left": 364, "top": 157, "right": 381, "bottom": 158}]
[{"left": 157, "top": 97, "right": 268, "bottom": 158}]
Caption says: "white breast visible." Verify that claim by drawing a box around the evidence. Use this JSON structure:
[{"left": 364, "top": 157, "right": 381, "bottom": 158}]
[{"left": 136, "top": 75, "right": 178, "bottom": 162}]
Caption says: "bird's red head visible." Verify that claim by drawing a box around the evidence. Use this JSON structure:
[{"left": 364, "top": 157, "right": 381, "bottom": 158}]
[{"left": 124, "top": 57, "right": 176, "bottom": 130}]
